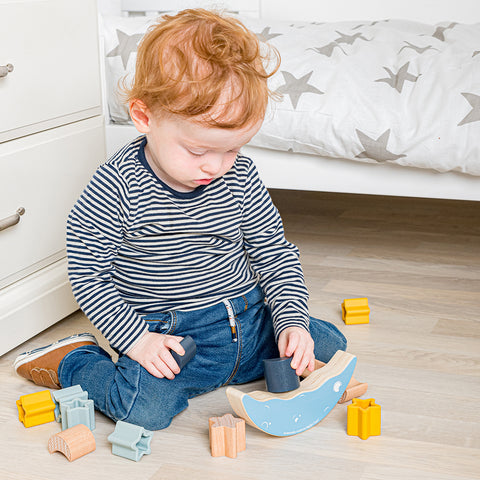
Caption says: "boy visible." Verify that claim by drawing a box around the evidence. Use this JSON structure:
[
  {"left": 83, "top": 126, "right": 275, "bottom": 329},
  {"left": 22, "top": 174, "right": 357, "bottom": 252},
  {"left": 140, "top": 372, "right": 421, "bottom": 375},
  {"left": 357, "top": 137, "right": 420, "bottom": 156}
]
[{"left": 14, "top": 9, "right": 346, "bottom": 430}]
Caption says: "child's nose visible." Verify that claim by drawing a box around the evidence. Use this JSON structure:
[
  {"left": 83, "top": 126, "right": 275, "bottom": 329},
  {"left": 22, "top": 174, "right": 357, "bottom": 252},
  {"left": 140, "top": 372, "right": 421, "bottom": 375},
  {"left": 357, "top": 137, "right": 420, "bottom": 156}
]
[{"left": 200, "top": 154, "right": 223, "bottom": 176}]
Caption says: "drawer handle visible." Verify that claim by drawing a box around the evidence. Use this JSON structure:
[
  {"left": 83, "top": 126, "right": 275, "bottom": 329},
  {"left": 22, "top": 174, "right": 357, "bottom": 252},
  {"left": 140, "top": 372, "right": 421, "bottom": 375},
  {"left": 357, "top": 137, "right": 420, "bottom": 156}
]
[
  {"left": 0, "top": 207, "right": 25, "bottom": 232},
  {"left": 0, "top": 63, "right": 14, "bottom": 78}
]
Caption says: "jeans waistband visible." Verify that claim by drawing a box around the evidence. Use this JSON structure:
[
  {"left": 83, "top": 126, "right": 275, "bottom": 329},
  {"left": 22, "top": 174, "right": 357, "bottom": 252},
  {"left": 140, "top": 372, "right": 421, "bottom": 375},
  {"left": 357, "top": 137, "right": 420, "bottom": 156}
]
[
  {"left": 142, "top": 284, "right": 264, "bottom": 324},
  {"left": 224, "top": 284, "right": 264, "bottom": 317}
]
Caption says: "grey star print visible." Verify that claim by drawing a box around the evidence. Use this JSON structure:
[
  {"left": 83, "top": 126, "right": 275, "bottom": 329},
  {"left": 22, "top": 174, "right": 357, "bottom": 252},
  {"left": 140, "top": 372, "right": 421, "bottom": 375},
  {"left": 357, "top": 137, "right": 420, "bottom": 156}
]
[
  {"left": 256, "top": 27, "right": 282, "bottom": 42},
  {"left": 276, "top": 71, "right": 323, "bottom": 109},
  {"left": 107, "top": 30, "right": 144, "bottom": 69},
  {"left": 352, "top": 19, "right": 389, "bottom": 30},
  {"left": 431, "top": 23, "right": 457, "bottom": 41},
  {"left": 334, "top": 31, "right": 371, "bottom": 45},
  {"left": 308, "top": 42, "right": 346, "bottom": 57},
  {"left": 398, "top": 42, "right": 439, "bottom": 54},
  {"left": 458, "top": 93, "right": 480, "bottom": 126},
  {"left": 375, "top": 62, "right": 420, "bottom": 93},
  {"left": 355, "top": 129, "right": 406, "bottom": 162}
]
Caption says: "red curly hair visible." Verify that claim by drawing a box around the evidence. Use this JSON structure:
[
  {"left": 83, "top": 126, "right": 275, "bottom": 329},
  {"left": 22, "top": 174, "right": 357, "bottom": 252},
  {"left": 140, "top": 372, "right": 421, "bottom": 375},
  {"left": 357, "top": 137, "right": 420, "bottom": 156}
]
[{"left": 123, "top": 9, "right": 280, "bottom": 128}]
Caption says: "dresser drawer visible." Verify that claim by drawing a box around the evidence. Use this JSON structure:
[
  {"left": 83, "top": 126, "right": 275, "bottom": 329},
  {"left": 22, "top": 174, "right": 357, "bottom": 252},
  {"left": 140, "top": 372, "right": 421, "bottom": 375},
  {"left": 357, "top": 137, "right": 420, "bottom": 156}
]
[
  {"left": 0, "top": 0, "right": 102, "bottom": 142},
  {"left": 0, "top": 116, "right": 105, "bottom": 286}
]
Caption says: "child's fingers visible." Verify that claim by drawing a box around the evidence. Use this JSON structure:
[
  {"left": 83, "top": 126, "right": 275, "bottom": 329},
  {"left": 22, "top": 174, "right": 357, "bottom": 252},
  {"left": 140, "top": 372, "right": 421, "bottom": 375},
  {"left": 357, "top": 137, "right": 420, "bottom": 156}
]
[
  {"left": 144, "top": 360, "right": 166, "bottom": 379},
  {"left": 157, "top": 348, "right": 180, "bottom": 376},
  {"left": 284, "top": 331, "right": 300, "bottom": 358},
  {"left": 277, "top": 334, "right": 288, "bottom": 358},
  {"left": 166, "top": 336, "right": 185, "bottom": 357},
  {"left": 289, "top": 336, "right": 315, "bottom": 375},
  {"left": 291, "top": 349, "right": 310, "bottom": 375},
  {"left": 308, "top": 357, "right": 315, "bottom": 372},
  {"left": 278, "top": 327, "right": 315, "bottom": 374}
]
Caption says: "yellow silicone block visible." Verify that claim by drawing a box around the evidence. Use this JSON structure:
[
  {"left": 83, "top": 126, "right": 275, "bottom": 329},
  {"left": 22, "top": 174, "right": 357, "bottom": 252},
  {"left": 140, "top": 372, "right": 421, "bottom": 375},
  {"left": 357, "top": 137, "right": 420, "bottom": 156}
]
[
  {"left": 17, "top": 390, "right": 55, "bottom": 428},
  {"left": 342, "top": 298, "right": 370, "bottom": 325},
  {"left": 347, "top": 398, "right": 381, "bottom": 440}
]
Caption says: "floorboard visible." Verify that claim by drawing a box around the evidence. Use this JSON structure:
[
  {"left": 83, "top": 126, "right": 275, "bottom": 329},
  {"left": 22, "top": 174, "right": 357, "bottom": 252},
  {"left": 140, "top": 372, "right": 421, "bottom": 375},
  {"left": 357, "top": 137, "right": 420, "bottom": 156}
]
[{"left": 1, "top": 190, "right": 479, "bottom": 479}]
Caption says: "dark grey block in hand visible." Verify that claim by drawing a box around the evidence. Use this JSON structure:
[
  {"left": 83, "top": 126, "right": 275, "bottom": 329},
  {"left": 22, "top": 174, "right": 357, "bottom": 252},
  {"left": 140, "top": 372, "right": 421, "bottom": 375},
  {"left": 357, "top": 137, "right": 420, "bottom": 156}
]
[
  {"left": 171, "top": 335, "right": 196, "bottom": 370},
  {"left": 263, "top": 357, "right": 300, "bottom": 393}
]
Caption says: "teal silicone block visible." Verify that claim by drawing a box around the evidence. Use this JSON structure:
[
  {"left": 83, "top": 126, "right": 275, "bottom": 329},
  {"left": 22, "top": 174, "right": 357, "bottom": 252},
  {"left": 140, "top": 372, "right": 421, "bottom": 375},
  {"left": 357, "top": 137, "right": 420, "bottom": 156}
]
[
  {"left": 60, "top": 397, "right": 95, "bottom": 431},
  {"left": 108, "top": 420, "right": 153, "bottom": 461},
  {"left": 52, "top": 385, "right": 87, "bottom": 422}
]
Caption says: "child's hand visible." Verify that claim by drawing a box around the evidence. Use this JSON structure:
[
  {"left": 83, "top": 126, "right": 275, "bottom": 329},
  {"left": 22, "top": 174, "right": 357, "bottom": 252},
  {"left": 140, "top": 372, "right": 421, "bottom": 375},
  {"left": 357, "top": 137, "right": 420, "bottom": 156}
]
[
  {"left": 277, "top": 326, "right": 315, "bottom": 376},
  {"left": 127, "top": 331, "right": 185, "bottom": 379}
]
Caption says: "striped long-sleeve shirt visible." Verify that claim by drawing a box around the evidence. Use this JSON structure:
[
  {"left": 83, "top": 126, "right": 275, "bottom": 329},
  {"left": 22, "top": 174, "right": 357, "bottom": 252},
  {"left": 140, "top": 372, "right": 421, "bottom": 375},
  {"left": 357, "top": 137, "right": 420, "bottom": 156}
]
[{"left": 66, "top": 136, "right": 309, "bottom": 354}]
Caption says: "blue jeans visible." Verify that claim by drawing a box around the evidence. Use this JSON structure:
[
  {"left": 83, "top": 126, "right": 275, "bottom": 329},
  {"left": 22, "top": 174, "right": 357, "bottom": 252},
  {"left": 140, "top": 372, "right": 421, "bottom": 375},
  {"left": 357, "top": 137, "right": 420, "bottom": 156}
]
[{"left": 58, "top": 286, "right": 347, "bottom": 430}]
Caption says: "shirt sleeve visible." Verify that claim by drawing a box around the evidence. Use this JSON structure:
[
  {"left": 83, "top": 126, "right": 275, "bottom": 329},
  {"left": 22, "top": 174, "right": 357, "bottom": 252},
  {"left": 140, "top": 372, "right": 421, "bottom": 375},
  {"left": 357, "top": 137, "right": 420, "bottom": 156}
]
[
  {"left": 238, "top": 159, "right": 310, "bottom": 340},
  {"left": 66, "top": 164, "right": 149, "bottom": 354}
]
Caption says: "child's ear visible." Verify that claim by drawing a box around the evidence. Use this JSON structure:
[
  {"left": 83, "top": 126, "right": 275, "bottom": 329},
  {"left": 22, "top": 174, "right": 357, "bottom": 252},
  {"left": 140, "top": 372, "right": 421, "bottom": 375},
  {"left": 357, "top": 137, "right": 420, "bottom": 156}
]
[{"left": 129, "top": 99, "right": 151, "bottom": 133}]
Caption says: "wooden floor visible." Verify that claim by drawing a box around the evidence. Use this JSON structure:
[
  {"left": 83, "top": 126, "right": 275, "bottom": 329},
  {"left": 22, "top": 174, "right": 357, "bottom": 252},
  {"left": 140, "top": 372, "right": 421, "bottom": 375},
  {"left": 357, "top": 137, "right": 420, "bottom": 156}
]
[{"left": 1, "top": 190, "right": 479, "bottom": 480}]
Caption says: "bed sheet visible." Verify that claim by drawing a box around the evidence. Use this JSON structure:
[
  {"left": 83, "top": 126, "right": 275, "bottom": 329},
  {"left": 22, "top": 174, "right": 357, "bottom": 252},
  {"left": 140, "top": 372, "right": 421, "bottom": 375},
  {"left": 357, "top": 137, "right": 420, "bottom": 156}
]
[{"left": 101, "top": 14, "right": 480, "bottom": 175}]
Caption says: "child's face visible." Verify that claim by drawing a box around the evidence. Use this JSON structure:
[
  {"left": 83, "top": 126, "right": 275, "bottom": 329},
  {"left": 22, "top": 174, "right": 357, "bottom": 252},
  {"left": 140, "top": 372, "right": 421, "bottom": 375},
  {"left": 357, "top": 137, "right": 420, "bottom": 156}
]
[{"left": 131, "top": 102, "right": 262, "bottom": 193}]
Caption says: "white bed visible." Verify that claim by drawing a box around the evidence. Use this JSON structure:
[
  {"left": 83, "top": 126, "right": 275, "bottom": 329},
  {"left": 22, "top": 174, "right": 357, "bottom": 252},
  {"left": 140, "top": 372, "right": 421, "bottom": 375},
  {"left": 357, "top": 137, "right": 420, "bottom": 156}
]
[{"left": 97, "top": 0, "right": 480, "bottom": 201}]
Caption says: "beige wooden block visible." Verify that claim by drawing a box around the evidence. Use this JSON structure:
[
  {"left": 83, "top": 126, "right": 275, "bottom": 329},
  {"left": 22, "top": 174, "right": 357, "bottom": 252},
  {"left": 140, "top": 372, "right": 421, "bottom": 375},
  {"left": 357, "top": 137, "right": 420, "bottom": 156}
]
[
  {"left": 48, "top": 424, "right": 96, "bottom": 462},
  {"left": 209, "top": 414, "right": 245, "bottom": 458}
]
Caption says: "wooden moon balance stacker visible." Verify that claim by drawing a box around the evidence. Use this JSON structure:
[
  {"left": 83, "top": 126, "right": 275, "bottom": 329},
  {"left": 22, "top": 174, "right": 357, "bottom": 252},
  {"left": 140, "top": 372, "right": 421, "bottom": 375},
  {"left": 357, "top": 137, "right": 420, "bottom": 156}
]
[{"left": 226, "top": 350, "right": 357, "bottom": 436}]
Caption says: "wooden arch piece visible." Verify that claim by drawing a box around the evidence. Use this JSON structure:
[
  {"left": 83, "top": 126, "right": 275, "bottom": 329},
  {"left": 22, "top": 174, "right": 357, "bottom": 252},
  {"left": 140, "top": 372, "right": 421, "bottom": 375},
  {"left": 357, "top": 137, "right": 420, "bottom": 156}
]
[{"left": 48, "top": 424, "right": 96, "bottom": 461}]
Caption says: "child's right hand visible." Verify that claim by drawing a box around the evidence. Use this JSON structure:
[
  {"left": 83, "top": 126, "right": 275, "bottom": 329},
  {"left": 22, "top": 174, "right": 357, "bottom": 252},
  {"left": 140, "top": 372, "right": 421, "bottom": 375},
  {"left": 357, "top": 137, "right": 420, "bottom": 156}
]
[{"left": 126, "top": 331, "right": 185, "bottom": 379}]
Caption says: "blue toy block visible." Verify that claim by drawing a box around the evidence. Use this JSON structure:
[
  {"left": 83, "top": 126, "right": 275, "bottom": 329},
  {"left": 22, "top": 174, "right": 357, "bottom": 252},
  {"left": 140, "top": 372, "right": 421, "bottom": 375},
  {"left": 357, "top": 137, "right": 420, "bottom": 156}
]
[
  {"left": 52, "top": 385, "right": 87, "bottom": 422},
  {"left": 60, "top": 397, "right": 95, "bottom": 431},
  {"left": 108, "top": 420, "right": 153, "bottom": 461}
]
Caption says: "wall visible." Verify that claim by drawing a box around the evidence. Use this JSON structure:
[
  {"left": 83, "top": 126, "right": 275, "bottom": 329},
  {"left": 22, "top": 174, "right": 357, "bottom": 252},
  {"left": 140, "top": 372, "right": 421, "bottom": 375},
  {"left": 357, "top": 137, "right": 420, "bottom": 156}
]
[
  {"left": 97, "top": 0, "right": 480, "bottom": 23},
  {"left": 261, "top": 0, "right": 480, "bottom": 24}
]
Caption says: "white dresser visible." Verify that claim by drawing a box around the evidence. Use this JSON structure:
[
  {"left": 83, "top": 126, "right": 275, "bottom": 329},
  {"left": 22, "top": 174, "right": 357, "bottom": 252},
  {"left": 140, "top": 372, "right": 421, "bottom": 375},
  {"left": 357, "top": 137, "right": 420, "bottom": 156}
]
[{"left": 0, "top": 0, "right": 106, "bottom": 355}]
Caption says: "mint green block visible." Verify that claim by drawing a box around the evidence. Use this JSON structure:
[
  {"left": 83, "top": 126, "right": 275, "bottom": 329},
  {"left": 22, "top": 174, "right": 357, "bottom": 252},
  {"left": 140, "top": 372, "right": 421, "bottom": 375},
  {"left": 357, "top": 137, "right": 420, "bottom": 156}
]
[
  {"left": 108, "top": 420, "right": 153, "bottom": 461},
  {"left": 52, "top": 385, "right": 87, "bottom": 422},
  {"left": 60, "top": 397, "right": 95, "bottom": 431}
]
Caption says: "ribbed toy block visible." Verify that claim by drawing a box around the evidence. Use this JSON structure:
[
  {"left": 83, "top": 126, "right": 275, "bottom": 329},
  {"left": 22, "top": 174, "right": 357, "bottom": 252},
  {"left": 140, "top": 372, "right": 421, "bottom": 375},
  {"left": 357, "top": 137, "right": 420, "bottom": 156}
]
[
  {"left": 342, "top": 298, "right": 370, "bottom": 324},
  {"left": 17, "top": 390, "right": 55, "bottom": 428},
  {"left": 52, "top": 384, "right": 87, "bottom": 422},
  {"left": 347, "top": 398, "right": 381, "bottom": 440},
  {"left": 60, "top": 397, "right": 95, "bottom": 431},
  {"left": 108, "top": 420, "right": 153, "bottom": 461}
]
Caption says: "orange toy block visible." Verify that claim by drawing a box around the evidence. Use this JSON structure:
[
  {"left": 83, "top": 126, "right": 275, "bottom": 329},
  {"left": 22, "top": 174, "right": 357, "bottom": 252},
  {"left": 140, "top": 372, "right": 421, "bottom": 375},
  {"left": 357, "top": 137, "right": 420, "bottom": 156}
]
[
  {"left": 17, "top": 390, "right": 55, "bottom": 428},
  {"left": 48, "top": 424, "right": 96, "bottom": 461},
  {"left": 209, "top": 414, "right": 246, "bottom": 458},
  {"left": 347, "top": 398, "right": 381, "bottom": 440},
  {"left": 342, "top": 298, "right": 370, "bottom": 325}
]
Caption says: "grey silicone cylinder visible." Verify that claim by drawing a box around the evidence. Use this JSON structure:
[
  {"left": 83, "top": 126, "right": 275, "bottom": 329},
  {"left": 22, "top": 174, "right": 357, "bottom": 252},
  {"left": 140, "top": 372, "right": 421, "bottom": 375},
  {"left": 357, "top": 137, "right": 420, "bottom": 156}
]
[
  {"left": 171, "top": 335, "right": 197, "bottom": 370},
  {"left": 263, "top": 357, "right": 300, "bottom": 393}
]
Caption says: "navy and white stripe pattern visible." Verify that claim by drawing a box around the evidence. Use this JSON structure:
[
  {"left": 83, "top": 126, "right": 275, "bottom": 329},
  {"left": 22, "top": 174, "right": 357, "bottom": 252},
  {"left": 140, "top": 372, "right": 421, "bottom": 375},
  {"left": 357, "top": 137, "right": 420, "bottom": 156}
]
[{"left": 66, "top": 136, "right": 309, "bottom": 354}]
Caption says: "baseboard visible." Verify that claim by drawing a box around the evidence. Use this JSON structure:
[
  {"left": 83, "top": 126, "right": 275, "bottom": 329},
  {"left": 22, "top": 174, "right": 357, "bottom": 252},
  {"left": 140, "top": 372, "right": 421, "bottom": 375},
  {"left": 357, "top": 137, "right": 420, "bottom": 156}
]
[{"left": 0, "top": 258, "right": 79, "bottom": 356}]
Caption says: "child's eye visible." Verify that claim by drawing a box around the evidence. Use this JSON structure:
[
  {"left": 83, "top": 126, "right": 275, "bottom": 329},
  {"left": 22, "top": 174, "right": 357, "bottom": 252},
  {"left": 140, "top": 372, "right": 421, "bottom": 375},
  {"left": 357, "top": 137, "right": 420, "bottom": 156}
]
[{"left": 188, "top": 150, "right": 205, "bottom": 157}]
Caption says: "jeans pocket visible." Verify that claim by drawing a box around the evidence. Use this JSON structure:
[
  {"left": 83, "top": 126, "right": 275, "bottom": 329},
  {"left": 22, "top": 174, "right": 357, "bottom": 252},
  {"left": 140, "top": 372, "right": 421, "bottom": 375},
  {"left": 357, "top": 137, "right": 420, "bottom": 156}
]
[{"left": 143, "top": 312, "right": 175, "bottom": 335}]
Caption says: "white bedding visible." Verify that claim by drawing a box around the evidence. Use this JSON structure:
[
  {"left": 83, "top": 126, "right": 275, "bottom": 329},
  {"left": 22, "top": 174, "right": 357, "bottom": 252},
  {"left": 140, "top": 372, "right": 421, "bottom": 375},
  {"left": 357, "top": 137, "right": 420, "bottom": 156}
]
[{"left": 101, "top": 14, "right": 480, "bottom": 176}]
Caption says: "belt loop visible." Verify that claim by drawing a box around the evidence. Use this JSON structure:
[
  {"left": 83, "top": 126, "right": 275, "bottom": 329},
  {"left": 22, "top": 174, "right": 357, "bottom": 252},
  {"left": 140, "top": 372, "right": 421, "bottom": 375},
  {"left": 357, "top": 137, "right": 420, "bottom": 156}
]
[
  {"left": 242, "top": 295, "right": 248, "bottom": 312},
  {"left": 222, "top": 300, "right": 238, "bottom": 343}
]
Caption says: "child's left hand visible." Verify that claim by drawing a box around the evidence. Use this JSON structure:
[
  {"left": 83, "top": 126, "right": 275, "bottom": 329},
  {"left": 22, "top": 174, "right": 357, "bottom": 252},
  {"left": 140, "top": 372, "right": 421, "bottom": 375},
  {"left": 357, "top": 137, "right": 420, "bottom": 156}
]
[{"left": 277, "top": 326, "right": 315, "bottom": 376}]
